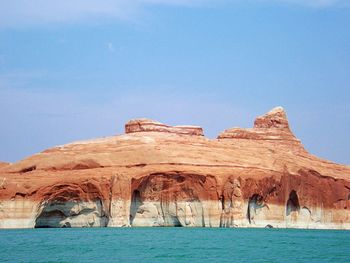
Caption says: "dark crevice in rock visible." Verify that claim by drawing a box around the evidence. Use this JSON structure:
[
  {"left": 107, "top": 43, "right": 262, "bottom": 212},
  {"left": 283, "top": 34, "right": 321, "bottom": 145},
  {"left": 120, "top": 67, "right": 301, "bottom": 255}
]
[
  {"left": 20, "top": 165, "right": 36, "bottom": 173},
  {"left": 247, "top": 194, "right": 265, "bottom": 224},
  {"left": 220, "top": 195, "right": 225, "bottom": 210},
  {"left": 286, "top": 190, "right": 300, "bottom": 216},
  {"left": 15, "top": 192, "right": 26, "bottom": 198}
]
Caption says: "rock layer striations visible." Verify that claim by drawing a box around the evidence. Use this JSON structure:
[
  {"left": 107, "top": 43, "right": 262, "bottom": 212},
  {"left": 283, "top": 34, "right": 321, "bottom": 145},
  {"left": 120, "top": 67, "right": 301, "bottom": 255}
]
[{"left": 0, "top": 107, "right": 349, "bottom": 229}]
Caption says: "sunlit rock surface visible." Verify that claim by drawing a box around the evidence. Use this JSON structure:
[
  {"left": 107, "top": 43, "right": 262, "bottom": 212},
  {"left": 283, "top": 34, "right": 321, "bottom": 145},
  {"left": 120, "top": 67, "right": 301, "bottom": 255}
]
[{"left": 0, "top": 107, "right": 349, "bottom": 229}]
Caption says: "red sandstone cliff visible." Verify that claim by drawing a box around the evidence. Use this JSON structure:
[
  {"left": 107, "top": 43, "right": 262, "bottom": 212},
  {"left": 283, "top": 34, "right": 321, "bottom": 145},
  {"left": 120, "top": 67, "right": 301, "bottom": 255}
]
[{"left": 0, "top": 107, "right": 349, "bottom": 229}]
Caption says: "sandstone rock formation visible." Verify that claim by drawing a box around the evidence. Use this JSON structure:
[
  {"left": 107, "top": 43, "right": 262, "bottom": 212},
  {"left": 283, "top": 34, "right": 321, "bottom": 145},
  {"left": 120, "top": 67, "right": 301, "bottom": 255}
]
[
  {"left": 0, "top": 107, "right": 349, "bottom": 229},
  {"left": 0, "top": 162, "right": 10, "bottom": 169}
]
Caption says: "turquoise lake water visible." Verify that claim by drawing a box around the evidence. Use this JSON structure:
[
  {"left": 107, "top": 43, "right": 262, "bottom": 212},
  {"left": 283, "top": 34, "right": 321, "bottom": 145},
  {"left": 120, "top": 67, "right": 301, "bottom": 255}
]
[{"left": 0, "top": 228, "right": 349, "bottom": 262}]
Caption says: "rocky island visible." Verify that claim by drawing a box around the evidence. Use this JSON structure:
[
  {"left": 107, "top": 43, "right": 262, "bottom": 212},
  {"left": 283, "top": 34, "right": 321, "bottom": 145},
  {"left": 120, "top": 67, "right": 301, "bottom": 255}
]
[{"left": 0, "top": 107, "right": 349, "bottom": 229}]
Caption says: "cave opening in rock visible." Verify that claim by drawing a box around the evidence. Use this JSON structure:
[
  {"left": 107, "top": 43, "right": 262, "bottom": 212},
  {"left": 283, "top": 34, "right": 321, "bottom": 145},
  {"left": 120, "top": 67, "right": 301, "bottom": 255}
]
[
  {"left": 164, "top": 215, "right": 182, "bottom": 227},
  {"left": 35, "top": 209, "right": 66, "bottom": 228},
  {"left": 247, "top": 194, "right": 264, "bottom": 224},
  {"left": 35, "top": 183, "right": 109, "bottom": 228},
  {"left": 35, "top": 199, "right": 108, "bottom": 228},
  {"left": 286, "top": 190, "right": 300, "bottom": 216},
  {"left": 130, "top": 173, "right": 213, "bottom": 227}
]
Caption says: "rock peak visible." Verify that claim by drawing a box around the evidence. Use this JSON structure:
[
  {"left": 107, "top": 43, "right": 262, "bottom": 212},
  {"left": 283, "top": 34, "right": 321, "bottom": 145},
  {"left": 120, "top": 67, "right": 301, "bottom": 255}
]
[
  {"left": 125, "top": 119, "right": 204, "bottom": 136},
  {"left": 267, "top": 106, "right": 285, "bottom": 115},
  {"left": 254, "top": 106, "right": 290, "bottom": 130},
  {"left": 218, "top": 106, "right": 300, "bottom": 145}
]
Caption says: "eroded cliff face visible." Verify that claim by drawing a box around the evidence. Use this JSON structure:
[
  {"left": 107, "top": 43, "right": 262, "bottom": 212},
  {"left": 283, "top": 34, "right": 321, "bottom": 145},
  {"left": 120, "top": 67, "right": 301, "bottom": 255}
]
[
  {"left": 0, "top": 107, "right": 349, "bottom": 229},
  {"left": 34, "top": 182, "right": 109, "bottom": 228},
  {"left": 130, "top": 172, "right": 220, "bottom": 227}
]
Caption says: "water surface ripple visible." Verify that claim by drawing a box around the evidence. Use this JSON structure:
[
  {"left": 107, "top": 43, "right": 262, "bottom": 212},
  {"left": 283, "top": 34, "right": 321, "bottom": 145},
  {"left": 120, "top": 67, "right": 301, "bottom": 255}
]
[{"left": 0, "top": 228, "right": 349, "bottom": 262}]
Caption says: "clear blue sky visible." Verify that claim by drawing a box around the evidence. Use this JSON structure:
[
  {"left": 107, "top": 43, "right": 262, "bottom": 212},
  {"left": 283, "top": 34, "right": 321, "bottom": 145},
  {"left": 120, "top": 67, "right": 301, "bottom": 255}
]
[{"left": 0, "top": 0, "right": 349, "bottom": 164}]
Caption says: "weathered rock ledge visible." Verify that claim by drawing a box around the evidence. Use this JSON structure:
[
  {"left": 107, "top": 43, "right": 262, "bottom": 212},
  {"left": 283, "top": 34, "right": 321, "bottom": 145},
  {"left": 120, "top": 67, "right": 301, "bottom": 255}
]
[
  {"left": 0, "top": 107, "right": 349, "bottom": 229},
  {"left": 125, "top": 119, "right": 204, "bottom": 136}
]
